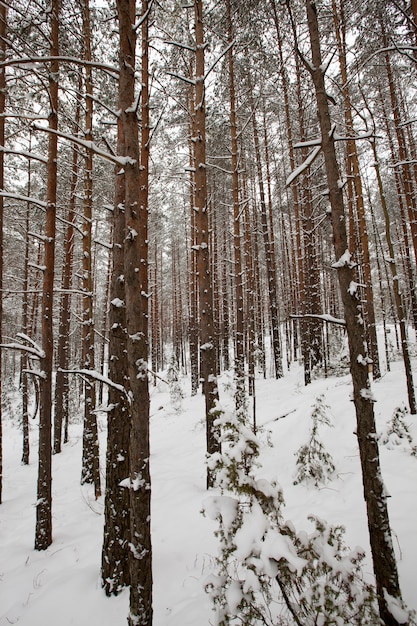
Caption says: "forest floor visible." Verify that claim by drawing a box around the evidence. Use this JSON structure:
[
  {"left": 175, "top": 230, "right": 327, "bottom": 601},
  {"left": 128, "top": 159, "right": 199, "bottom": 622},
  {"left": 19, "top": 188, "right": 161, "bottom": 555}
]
[{"left": 1, "top": 346, "right": 416, "bottom": 625}]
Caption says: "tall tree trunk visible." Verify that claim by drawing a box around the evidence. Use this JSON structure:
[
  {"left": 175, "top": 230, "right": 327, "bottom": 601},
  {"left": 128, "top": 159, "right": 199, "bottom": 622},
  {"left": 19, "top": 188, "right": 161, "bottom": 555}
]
[
  {"left": 247, "top": 75, "right": 282, "bottom": 379},
  {"left": 332, "top": 0, "right": 380, "bottom": 378},
  {"left": 193, "top": 0, "right": 221, "bottom": 488},
  {"left": 187, "top": 81, "right": 199, "bottom": 395},
  {"left": 54, "top": 77, "right": 82, "bottom": 454},
  {"left": 116, "top": 0, "right": 152, "bottom": 621},
  {"left": 80, "top": 0, "right": 101, "bottom": 498},
  {"left": 100, "top": 36, "right": 132, "bottom": 589},
  {"left": 21, "top": 157, "right": 31, "bottom": 465},
  {"left": 0, "top": 0, "right": 5, "bottom": 505},
  {"left": 371, "top": 139, "right": 416, "bottom": 413},
  {"left": 35, "top": 0, "right": 59, "bottom": 551},
  {"left": 304, "top": 2, "right": 407, "bottom": 623},
  {"left": 227, "top": 0, "right": 245, "bottom": 410},
  {"left": 101, "top": 130, "right": 131, "bottom": 596},
  {"left": 382, "top": 17, "right": 417, "bottom": 263}
]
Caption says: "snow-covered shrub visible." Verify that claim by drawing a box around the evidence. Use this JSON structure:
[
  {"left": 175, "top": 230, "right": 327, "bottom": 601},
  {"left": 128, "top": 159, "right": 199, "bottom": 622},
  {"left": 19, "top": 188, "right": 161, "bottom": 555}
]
[
  {"left": 166, "top": 354, "right": 184, "bottom": 413},
  {"left": 294, "top": 395, "right": 336, "bottom": 487},
  {"left": 381, "top": 404, "right": 417, "bottom": 457},
  {"left": 203, "top": 397, "right": 378, "bottom": 625}
]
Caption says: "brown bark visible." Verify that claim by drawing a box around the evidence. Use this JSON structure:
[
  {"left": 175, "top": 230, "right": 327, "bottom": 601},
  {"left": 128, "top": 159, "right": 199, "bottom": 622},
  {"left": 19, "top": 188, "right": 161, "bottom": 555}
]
[
  {"left": 21, "top": 151, "right": 32, "bottom": 465},
  {"left": 188, "top": 85, "right": 199, "bottom": 395},
  {"left": 53, "top": 102, "right": 79, "bottom": 452},
  {"left": 0, "top": 1, "right": 5, "bottom": 505},
  {"left": 332, "top": 0, "right": 380, "bottom": 378},
  {"left": 248, "top": 75, "right": 282, "bottom": 379},
  {"left": 371, "top": 140, "right": 416, "bottom": 413},
  {"left": 193, "top": 0, "right": 221, "bottom": 488},
  {"left": 227, "top": 0, "right": 245, "bottom": 409},
  {"left": 101, "top": 132, "right": 131, "bottom": 595},
  {"left": 116, "top": 0, "right": 152, "bottom": 621},
  {"left": 378, "top": 87, "right": 417, "bottom": 333},
  {"left": 382, "top": 18, "right": 417, "bottom": 262},
  {"left": 80, "top": 0, "right": 101, "bottom": 498},
  {"left": 99, "top": 15, "right": 135, "bottom": 584},
  {"left": 35, "top": 0, "right": 59, "bottom": 551},
  {"left": 304, "top": 2, "right": 406, "bottom": 623}
]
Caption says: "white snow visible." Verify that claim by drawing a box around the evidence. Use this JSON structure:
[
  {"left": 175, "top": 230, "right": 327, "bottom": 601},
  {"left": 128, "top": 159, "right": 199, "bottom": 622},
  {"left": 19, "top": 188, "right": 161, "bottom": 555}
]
[{"left": 0, "top": 352, "right": 416, "bottom": 625}]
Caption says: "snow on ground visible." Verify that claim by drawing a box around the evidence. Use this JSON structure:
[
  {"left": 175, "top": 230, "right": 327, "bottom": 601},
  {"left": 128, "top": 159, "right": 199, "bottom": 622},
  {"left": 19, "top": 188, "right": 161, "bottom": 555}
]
[{"left": 0, "top": 356, "right": 416, "bottom": 625}]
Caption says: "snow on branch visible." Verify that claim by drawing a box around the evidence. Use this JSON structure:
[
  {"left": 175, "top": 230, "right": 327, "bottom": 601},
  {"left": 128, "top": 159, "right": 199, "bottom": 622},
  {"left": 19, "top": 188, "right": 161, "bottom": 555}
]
[
  {"left": 331, "top": 249, "right": 357, "bottom": 269},
  {"left": 0, "top": 147, "right": 48, "bottom": 164},
  {"left": 0, "top": 55, "right": 119, "bottom": 76},
  {"left": 0, "top": 341, "right": 45, "bottom": 359},
  {"left": 290, "top": 313, "right": 346, "bottom": 326},
  {"left": 286, "top": 145, "right": 321, "bottom": 186},
  {"left": 164, "top": 40, "right": 196, "bottom": 52},
  {"left": 166, "top": 71, "right": 196, "bottom": 86},
  {"left": 133, "top": 0, "right": 155, "bottom": 31},
  {"left": 32, "top": 124, "right": 134, "bottom": 166},
  {"left": 0, "top": 191, "right": 47, "bottom": 208},
  {"left": 204, "top": 40, "right": 235, "bottom": 81},
  {"left": 59, "top": 368, "right": 126, "bottom": 394},
  {"left": 294, "top": 130, "right": 374, "bottom": 150}
]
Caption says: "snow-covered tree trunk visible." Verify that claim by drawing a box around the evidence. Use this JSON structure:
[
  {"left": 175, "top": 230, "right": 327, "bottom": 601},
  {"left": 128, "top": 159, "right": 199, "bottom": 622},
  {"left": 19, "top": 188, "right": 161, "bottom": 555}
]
[
  {"left": 0, "top": 0, "right": 5, "bottom": 505},
  {"left": 101, "top": 127, "right": 131, "bottom": 594},
  {"left": 304, "top": 2, "right": 406, "bottom": 623},
  {"left": 116, "top": 0, "right": 153, "bottom": 621},
  {"left": 35, "top": 0, "right": 59, "bottom": 551},
  {"left": 80, "top": 0, "right": 101, "bottom": 499},
  {"left": 54, "top": 82, "right": 80, "bottom": 453},
  {"left": 193, "top": 0, "right": 221, "bottom": 488}
]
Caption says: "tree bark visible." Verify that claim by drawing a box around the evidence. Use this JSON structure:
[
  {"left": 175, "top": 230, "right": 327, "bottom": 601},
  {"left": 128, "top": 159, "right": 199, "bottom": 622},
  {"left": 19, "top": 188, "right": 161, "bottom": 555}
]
[
  {"left": 193, "top": 0, "right": 221, "bottom": 488},
  {"left": 227, "top": 0, "right": 245, "bottom": 410},
  {"left": 53, "top": 89, "right": 80, "bottom": 452},
  {"left": 80, "top": 0, "right": 101, "bottom": 499},
  {"left": 304, "top": 2, "right": 406, "bottom": 623},
  {"left": 116, "top": 0, "right": 153, "bottom": 621},
  {"left": 0, "top": 0, "right": 5, "bottom": 505},
  {"left": 101, "top": 128, "right": 131, "bottom": 595},
  {"left": 248, "top": 75, "right": 282, "bottom": 379},
  {"left": 35, "top": 0, "right": 59, "bottom": 551}
]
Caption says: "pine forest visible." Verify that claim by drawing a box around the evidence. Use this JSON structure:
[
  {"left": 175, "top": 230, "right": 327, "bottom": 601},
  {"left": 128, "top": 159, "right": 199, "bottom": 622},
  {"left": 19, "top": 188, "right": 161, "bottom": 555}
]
[{"left": 0, "top": 1, "right": 417, "bottom": 625}]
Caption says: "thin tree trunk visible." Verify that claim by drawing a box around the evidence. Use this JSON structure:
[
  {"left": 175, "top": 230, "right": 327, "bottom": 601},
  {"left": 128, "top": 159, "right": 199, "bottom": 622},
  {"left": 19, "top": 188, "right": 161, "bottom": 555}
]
[
  {"left": 371, "top": 139, "right": 416, "bottom": 413},
  {"left": 54, "top": 78, "right": 81, "bottom": 454},
  {"left": 35, "top": 0, "right": 59, "bottom": 551},
  {"left": 80, "top": 0, "right": 100, "bottom": 498},
  {"left": 304, "top": 3, "right": 407, "bottom": 623},
  {"left": 248, "top": 75, "right": 282, "bottom": 379},
  {"left": 193, "top": 0, "right": 221, "bottom": 488},
  {"left": 0, "top": 1, "right": 5, "bottom": 505},
  {"left": 227, "top": 0, "right": 245, "bottom": 410},
  {"left": 332, "top": 0, "right": 380, "bottom": 378},
  {"left": 382, "top": 18, "right": 417, "bottom": 262},
  {"left": 21, "top": 154, "right": 31, "bottom": 465}
]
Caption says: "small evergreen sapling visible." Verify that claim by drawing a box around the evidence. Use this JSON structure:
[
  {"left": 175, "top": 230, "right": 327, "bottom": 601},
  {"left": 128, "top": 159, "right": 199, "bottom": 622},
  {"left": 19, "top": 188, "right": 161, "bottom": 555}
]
[
  {"left": 203, "top": 395, "right": 379, "bottom": 625},
  {"left": 381, "top": 404, "right": 417, "bottom": 457},
  {"left": 166, "top": 354, "right": 184, "bottom": 413},
  {"left": 294, "top": 395, "right": 336, "bottom": 487}
]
